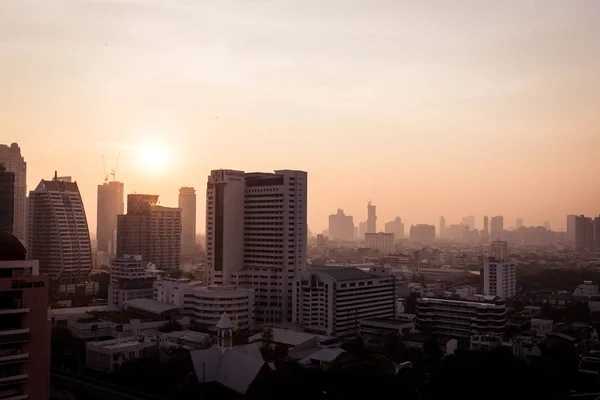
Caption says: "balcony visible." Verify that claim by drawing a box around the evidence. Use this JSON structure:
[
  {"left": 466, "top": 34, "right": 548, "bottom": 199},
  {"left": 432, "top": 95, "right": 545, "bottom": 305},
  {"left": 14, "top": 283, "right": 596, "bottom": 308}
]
[
  {"left": 0, "top": 352, "right": 28, "bottom": 366},
  {"left": 0, "top": 308, "right": 29, "bottom": 317},
  {"left": 0, "top": 374, "right": 28, "bottom": 387},
  {"left": 0, "top": 393, "right": 27, "bottom": 400},
  {"left": 0, "top": 330, "right": 29, "bottom": 345}
]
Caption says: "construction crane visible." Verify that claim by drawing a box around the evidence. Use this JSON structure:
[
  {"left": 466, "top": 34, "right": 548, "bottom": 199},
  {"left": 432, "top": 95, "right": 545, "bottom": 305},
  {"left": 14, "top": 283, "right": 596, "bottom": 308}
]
[
  {"left": 102, "top": 155, "right": 109, "bottom": 184},
  {"left": 110, "top": 153, "right": 120, "bottom": 182}
]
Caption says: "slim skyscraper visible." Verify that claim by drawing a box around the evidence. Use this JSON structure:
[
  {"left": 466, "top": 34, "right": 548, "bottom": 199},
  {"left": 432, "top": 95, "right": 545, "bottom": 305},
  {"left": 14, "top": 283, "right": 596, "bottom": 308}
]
[
  {"left": 96, "top": 180, "right": 124, "bottom": 255},
  {"left": 567, "top": 214, "right": 577, "bottom": 243},
  {"left": 29, "top": 173, "right": 92, "bottom": 284},
  {"left": 367, "top": 201, "right": 377, "bottom": 234},
  {"left": 117, "top": 194, "right": 181, "bottom": 271},
  {"left": 483, "top": 216, "right": 489, "bottom": 234},
  {"left": 490, "top": 216, "right": 504, "bottom": 240},
  {"left": 439, "top": 216, "right": 446, "bottom": 238},
  {"left": 0, "top": 165, "right": 15, "bottom": 233},
  {"left": 0, "top": 143, "right": 27, "bottom": 244},
  {"left": 575, "top": 215, "right": 594, "bottom": 250},
  {"left": 179, "top": 187, "right": 197, "bottom": 257}
]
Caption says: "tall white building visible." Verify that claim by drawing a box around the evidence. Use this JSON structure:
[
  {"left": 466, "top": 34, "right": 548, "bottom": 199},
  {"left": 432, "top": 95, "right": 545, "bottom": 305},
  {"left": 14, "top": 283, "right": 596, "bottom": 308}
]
[
  {"left": 29, "top": 174, "right": 92, "bottom": 285},
  {"left": 293, "top": 268, "right": 396, "bottom": 337},
  {"left": 367, "top": 202, "right": 377, "bottom": 234},
  {"left": 490, "top": 240, "right": 509, "bottom": 261},
  {"left": 364, "top": 232, "right": 395, "bottom": 255},
  {"left": 206, "top": 169, "right": 307, "bottom": 324},
  {"left": 0, "top": 143, "right": 27, "bottom": 244},
  {"left": 108, "top": 255, "right": 156, "bottom": 309},
  {"left": 179, "top": 187, "right": 197, "bottom": 258},
  {"left": 484, "top": 259, "right": 516, "bottom": 299}
]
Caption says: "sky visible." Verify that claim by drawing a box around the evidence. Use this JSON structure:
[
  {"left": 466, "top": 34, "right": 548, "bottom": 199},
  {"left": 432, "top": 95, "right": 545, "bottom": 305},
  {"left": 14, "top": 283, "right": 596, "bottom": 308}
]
[{"left": 1, "top": 0, "right": 599, "bottom": 234}]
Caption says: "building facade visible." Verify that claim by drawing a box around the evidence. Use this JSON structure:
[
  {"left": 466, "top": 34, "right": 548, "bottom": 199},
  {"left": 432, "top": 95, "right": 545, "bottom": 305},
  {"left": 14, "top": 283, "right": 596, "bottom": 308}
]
[
  {"left": 178, "top": 187, "right": 196, "bottom": 257},
  {"left": 0, "top": 232, "right": 51, "bottom": 400},
  {"left": 28, "top": 175, "right": 92, "bottom": 285},
  {"left": 117, "top": 194, "right": 181, "bottom": 271},
  {"left": 484, "top": 259, "right": 516, "bottom": 298},
  {"left": 293, "top": 268, "right": 396, "bottom": 337},
  {"left": 409, "top": 224, "right": 436, "bottom": 244},
  {"left": 416, "top": 295, "right": 506, "bottom": 339},
  {"left": 575, "top": 215, "right": 595, "bottom": 250},
  {"left": 184, "top": 285, "right": 255, "bottom": 332},
  {"left": 385, "top": 217, "right": 404, "bottom": 240},
  {"left": 108, "top": 255, "right": 156, "bottom": 309},
  {"left": 96, "top": 181, "right": 124, "bottom": 255},
  {"left": 328, "top": 209, "right": 354, "bottom": 242},
  {"left": 153, "top": 277, "right": 202, "bottom": 306},
  {"left": 0, "top": 143, "right": 27, "bottom": 244},
  {"left": 367, "top": 202, "right": 377, "bottom": 234},
  {"left": 490, "top": 216, "right": 504, "bottom": 240},
  {"left": 0, "top": 168, "right": 14, "bottom": 234},
  {"left": 364, "top": 232, "right": 395, "bottom": 255}
]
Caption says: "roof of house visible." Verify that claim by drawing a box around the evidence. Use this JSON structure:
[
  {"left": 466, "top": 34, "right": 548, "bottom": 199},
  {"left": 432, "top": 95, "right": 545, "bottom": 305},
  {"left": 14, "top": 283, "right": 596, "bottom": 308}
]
[
  {"left": 249, "top": 328, "right": 316, "bottom": 347},
  {"left": 317, "top": 268, "right": 373, "bottom": 281},
  {"left": 124, "top": 298, "right": 181, "bottom": 314},
  {"left": 299, "top": 348, "right": 345, "bottom": 364},
  {"left": 216, "top": 313, "right": 234, "bottom": 329}
]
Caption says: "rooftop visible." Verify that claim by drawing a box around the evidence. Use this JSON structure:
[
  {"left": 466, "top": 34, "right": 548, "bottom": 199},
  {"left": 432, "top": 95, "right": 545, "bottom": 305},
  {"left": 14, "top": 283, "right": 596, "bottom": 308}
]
[
  {"left": 125, "top": 298, "right": 182, "bottom": 314},
  {"left": 317, "top": 268, "right": 373, "bottom": 281},
  {"left": 249, "top": 328, "right": 317, "bottom": 347},
  {"left": 360, "top": 317, "right": 414, "bottom": 327}
]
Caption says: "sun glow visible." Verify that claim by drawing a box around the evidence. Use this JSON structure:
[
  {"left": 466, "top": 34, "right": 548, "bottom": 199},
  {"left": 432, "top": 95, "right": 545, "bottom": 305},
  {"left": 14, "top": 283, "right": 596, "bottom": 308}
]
[{"left": 136, "top": 145, "right": 170, "bottom": 172}]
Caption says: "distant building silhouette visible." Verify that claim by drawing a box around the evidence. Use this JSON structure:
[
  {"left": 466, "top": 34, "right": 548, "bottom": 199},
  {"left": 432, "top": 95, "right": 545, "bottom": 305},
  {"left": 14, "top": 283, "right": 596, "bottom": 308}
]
[
  {"left": 29, "top": 173, "right": 92, "bottom": 285},
  {"left": 384, "top": 216, "right": 404, "bottom": 240},
  {"left": 410, "top": 224, "right": 436, "bottom": 244},
  {"left": 490, "top": 216, "right": 504, "bottom": 240},
  {"left": 97, "top": 180, "right": 124, "bottom": 255},
  {"left": 328, "top": 209, "right": 354, "bottom": 242},
  {"left": 117, "top": 194, "right": 181, "bottom": 271},
  {"left": 567, "top": 214, "right": 577, "bottom": 243},
  {"left": 0, "top": 143, "right": 27, "bottom": 244},
  {"left": 358, "top": 221, "right": 367, "bottom": 240},
  {"left": 439, "top": 216, "right": 446, "bottom": 238},
  {"left": 367, "top": 201, "right": 377, "bottom": 234},
  {"left": 179, "top": 187, "right": 197, "bottom": 257},
  {"left": 0, "top": 165, "right": 14, "bottom": 233},
  {"left": 516, "top": 217, "right": 524, "bottom": 229},
  {"left": 365, "top": 232, "right": 395, "bottom": 255},
  {"left": 575, "top": 215, "right": 594, "bottom": 250},
  {"left": 461, "top": 216, "right": 475, "bottom": 230}
]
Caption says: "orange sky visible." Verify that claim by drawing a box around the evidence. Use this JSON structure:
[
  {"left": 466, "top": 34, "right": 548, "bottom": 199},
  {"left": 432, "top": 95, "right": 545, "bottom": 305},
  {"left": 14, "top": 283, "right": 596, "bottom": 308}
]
[{"left": 1, "top": 0, "right": 599, "bottom": 234}]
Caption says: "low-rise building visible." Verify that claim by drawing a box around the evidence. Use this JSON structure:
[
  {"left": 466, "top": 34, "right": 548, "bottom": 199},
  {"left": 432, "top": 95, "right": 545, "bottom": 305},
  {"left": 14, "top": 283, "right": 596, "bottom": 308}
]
[
  {"left": 531, "top": 318, "right": 553, "bottom": 337},
  {"left": 359, "top": 318, "right": 415, "bottom": 346},
  {"left": 86, "top": 337, "right": 155, "bottom": 373},
  {"left": 402, "top": 334, "right": 457, "bottom": 356},
  {"left": 108, "top": 255, "right": 156, "bottom": 310},
  {"left": 364, "top": 233, "right": 395, "bottom": 255},
  {"left": 153, "top": 277, "right": 202, "bottom": 306},
  {"left": 68, "top": 314, "right": 190, "bottom": 339}
]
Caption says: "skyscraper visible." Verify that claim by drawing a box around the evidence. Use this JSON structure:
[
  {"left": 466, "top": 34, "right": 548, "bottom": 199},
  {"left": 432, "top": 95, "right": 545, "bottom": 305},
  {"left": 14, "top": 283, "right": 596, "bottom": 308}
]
[
  {"left": 439, "top": 216, "right": 446, "bottom": 238},
  {"left": 329, "top": 209, "right": 355, "bottom": 241},
  {"left": 461, "top": 216, "right": 475, "bottom": 230},
  {"left": 384, "top": 216, "right": 404, "bottom": 239},
  {"left": 29, "top": 173, "right": 92, "bottom": 285},
  {"left": 483, "top": 216, "right": 489, "bottom": 234},
  {"left": 367, "top": 201, "right": 377, "bottom": 233},
  {"left": 117, "top": 194, "right": 181, "bottom": 271},
  {"left": 0, "top": 143, "right": 27, "bottom": 244},
  {"left": 409, "top": 224, "right": 436, "bottom": 244},
  {"left": 595, "top": 217, "right": 600, "bottom": 249},
  {"left": 567, "top": 214, "right": 577, "bottom": 243},
  {"left": 575, "top": 215, "right": 594, "bottom": 250},
  {"left": 490, "top": 216, "right": 504, "bottom": 240},
  {"left": 179, "top": 187, "right": 197, "bottom": 257},
  {"left": 205, "top": 169, "right": 307, "bottom": 323},
  {"left": 96, "top": 180, "right": 124, "bottom": 255},
  {"left": 0, "top": 165, "right": 15, "bottom": 233}
]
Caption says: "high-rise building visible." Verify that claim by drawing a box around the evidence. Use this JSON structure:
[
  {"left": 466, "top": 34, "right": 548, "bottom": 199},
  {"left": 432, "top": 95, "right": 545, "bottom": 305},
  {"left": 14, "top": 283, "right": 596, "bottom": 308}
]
[
  {"left": 484, "top": 259, "right": 516, "bottom": 299},
  {"left": 567, "top": 214, "right": 578, "bottom": 243},
  {"left": 0, "top": 166, "right": 15, "bottom": 233},
  {"left": 365, "top": 232, "right": 395, "bottom": 255},
  {"left": 108, "top": 255, "right": 156, "bottom": 309},
  {"left": 490, "top": 216, "right": 504, "bottom": 240},
  {"left": 461, "top": 216, "right": 475, "bottom": 230},
  {"left": 490, "top": 240, "right": 508, "bottom": 261},
  {"left": 328, "top": 209, "right": 355, "bottom": 242},
  {"left": 206, "top": 169, "right": 307, "bottom": 324},
  {"left": 367, "top": 202, "right": 377, "bottom": 234},
  {"left": 0, "top": 143, "right": 27, "bottom": 244},
  {"left": 97, "top": 181, "right": 124, "bottom": 255},
  {"left": 595, "top": 217, "right": 600, "bottom": 249},
  {"left": 439, "top": 216, "right": 446, "bottom": 238},
  {"left": 0, "top": 232, "right": 51, "bottom": 400},
  {"left": 358, "top": 221, "right": 367, "bottom": 240},
  {"left": 29, "top": 174, "right": 92, "bottom": 285},
  {"left": 117, "top": 194, "right": 181, "bottom": 271},
  {"left": 409, "top": 224, "right": 436, "bottom": 244},
  {"left": 575, "top": 215, "right": 595, "bottom": 250},
  {"left": 516, "top": 218, "right": 524, "bottom": 229},
  {"left": 384, "top": 217, "right": 404, "bottom": 240},
  {"left": 179, "top": 187, "right": 197, "bottom": 257},
  {"left": 483, "top": 216, "right": 489, "bottom": 233}
]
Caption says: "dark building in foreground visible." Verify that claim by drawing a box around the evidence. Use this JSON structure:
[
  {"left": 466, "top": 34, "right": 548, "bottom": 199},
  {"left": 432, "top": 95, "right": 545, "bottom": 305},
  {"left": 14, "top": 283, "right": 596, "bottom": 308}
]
[{"left": 0, "top": 166, "right": 15, "bottom": 234}]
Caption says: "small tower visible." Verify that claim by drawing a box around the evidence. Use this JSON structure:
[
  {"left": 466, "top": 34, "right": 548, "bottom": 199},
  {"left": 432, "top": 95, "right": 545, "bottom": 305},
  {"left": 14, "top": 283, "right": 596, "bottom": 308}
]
[{"left": 216, "top": 312, "right": 234, "bottom": 349}]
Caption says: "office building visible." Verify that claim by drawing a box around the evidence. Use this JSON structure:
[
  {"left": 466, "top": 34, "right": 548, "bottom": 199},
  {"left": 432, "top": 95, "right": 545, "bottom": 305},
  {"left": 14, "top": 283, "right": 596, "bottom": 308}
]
[
  {"left": 416, "top": 295, "right": 506, "bottom": 339},
  {"left": 567, "top": 214, "right": 577, "bottom": 243},
  {"left": 29, "top": 174, "right": 92, "bottom": 285},
  {"left": 409, "top": 224, "right": 436, "bottom": 244},
  {"left": 490, "top": 216, "right": 504, "bottom": 240},
  {"left": 96, "top": 181, "right": 124, "bottom": 255},
  {"left": 117, "top": 194, "right": 182, "bottom": 271},
  {"left": 366, "top": 202, "right": 377, "bottom": 234},
  {"left": 439, "top": 216, "right": 446, "bottom": 238},
  {"left": 0, "top": 232, "right": 51, "bottom": 400},
  {"left": 0, "top": 144, "right": 27, "bottom": 244},
  {"left": 0, "top": 166, "right": 14, "bottom": 233},
  {"left": 385, "top": 217, "right": 404, "bottom": 240},
  {"left": 108, "top": 255, "right": 156, "bottom": 309},
  {"left": 206, "top": 169, "right": 307, "bottom": 324},
  {"left": 364, "top": 232, "right": 395, "bottom": 255},
  {"left": 328, "top": 209, "right": 354, "bottom": 242},
  {"left": 178, "top": 187, "right": 197, "bottom": 257},
  {"left": 575, "top": 215, "right": 595, "bottom": 250},
  {"left": 461, "top": 216, "right": 475, "bottom": 230},
  {"left": 184, "top": 285, "right": 255, "bottom": 332},
  {"left": 293, "top": 268, "right": 396, "bottom": 337},
  {"left": 516, "top": 218, "right": 524, "bottom": 229}
]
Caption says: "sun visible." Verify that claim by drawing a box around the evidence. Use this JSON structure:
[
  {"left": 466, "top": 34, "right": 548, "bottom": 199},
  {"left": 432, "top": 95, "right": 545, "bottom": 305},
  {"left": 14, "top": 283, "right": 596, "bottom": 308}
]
[{"left": 136, "top": 145, "right": 170, "bottom": 171}]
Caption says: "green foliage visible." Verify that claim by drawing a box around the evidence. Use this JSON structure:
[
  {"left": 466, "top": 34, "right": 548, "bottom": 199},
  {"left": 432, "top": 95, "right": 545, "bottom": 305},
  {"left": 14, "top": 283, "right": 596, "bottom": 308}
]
[
  {"left": 158, "top": 320, "right": 183, "bottom": 333},
  {"left": 261, "top": 327, "right": 274, "bottom": 349}
]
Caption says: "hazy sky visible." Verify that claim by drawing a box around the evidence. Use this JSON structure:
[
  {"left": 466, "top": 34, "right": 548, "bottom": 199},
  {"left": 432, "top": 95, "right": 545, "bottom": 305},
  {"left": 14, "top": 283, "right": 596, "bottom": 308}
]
[{"left": 1, "top": 0, "right": 599, "bottom": 234}]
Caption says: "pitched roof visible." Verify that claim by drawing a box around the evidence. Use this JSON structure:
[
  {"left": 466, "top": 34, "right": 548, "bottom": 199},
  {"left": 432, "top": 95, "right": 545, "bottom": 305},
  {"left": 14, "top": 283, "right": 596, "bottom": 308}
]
[{"left": 216, "top": 313, "right": 234, "bottom": 329}]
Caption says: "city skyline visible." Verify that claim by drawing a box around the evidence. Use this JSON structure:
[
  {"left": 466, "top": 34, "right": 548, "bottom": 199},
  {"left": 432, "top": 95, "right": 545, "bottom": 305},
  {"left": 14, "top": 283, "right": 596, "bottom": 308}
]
[{"left": 2, "top": 1, "right": 600, "bottom": 234}]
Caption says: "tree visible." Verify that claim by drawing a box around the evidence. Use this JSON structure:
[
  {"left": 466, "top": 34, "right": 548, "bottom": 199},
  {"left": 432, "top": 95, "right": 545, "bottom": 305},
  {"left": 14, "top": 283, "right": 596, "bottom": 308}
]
[
  {"left": 261, "top": 327, "right": 274, "bottom": 349},
  {"left": 159, "top": 320, "right": 183, "bottom": 333}
]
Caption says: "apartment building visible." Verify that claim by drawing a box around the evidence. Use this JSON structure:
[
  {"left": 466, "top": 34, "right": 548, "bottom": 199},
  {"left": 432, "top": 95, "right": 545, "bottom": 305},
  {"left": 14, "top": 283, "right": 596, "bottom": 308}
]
[
  {"left": 364, "top": 232, "right": 395, "bottom": 255},
  {"left": 108, "top": 255, "right": 156, "bottom": 309}
]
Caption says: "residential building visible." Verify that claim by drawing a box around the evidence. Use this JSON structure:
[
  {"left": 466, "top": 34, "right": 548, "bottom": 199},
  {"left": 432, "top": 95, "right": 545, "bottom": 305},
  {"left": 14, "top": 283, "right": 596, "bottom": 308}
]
[
  {"left": 108, "top": 255, "right": 156, "bottom": 309},
  {"left": 409, "top": 224, "right": 436, "bottom": 244},
  {"left": 385, "top": 217, "right": 404, "bottom": 240},
  {"left": 328, "top": 209, "right": 354, "bottom": 242},
  {"left": 359, "top": 318, "right": 415, "bottom": 346},
  {"left": 28, "top": 174, "right": 92, "bottom": 285},
  {"left": 416, "top": 295, "right": 506, "bottom": 339},
  {"left": 490, "top": 216, "right": 504, "bottom": 240},
  {"left": 117, "top": 194, "right": 181, "bottom": 271},
  {"left": 364, "top": 232, "right": 395, "bottom": 255},
  {"left": 0, "top": 167, "right": 14, "bottom": 234},
  {"left": 184, "top": 285, "right": 255, "bottom": 332},
  {"left": 484, "top": 259, "right": 516, "bottom": 298},
  {"left": 206, "top": 169, "right": 307, "bottom": 324},
  {"left": 575, "top": 215, "right": 595, "bottom": 250},
  {"left": 483, "top": 216, "right": 489, "bottom": 235},
  {"left": 490, "top": 240, "right": 509, "bottom": 261},
  {"left": 567, "top": 214, "right": 577, "bottom": 243},
  {"left": 403, "top": 334, "right": 458, "bottom": 356},
  {"left": 96, "top": 180, "right": 124, "bottom": 255},
  {"left": 0, "top": 143, "right": 27, "bottom": 244},
  {"left": 367, "top": 202, "right": 377, "bottom": 234},
  {"left": 572, "top": 281, "right": 599, "bottom": 298},
  {"left": 293, "top": 268, "right": 396, "bottom": 337},
  {"left": 86, "top": 337, "right": 155, "bottom": 373},
  {"left": 153, "top": 277, "right": 202, "bottom": 306},
  {"left": 178, "top": 187, "right": 196, "bottom": 257},
  {"left": 68, "top": 314, "right": 189, "bottom": 340},
  {"left": 0, "top": 232, "right": 51, "bottom": 400}
]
